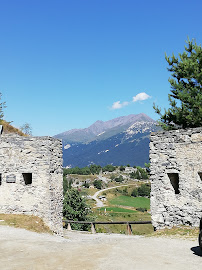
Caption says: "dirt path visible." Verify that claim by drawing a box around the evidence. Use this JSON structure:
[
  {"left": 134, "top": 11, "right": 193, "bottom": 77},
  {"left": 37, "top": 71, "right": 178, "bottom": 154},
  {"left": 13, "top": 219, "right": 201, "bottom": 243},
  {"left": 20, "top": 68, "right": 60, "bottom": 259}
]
[
  {"left": 0, "top": 226, "right": 201, "bottom": 270},
  {"left": 91, "top": 184, "right": 136, "bottom": 207}
]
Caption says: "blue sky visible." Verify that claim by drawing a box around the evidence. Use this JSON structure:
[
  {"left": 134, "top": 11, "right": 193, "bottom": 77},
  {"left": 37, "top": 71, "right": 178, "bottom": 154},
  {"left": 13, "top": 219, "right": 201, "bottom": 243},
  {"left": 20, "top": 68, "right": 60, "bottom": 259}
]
[{"left": 0, "top": 0, "right": 202, "bottom": 136}]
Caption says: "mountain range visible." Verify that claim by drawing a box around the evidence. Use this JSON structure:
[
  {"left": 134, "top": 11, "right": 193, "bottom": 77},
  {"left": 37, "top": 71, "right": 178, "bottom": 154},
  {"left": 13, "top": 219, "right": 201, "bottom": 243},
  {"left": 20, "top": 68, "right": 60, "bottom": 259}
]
[{"left": 55, "top": 113, "right": 159, "bottom": 168}]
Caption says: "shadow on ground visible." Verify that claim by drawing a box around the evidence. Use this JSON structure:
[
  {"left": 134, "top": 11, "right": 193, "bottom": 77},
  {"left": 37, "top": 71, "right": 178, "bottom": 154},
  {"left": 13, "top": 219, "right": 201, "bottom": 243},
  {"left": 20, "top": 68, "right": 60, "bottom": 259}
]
[{"left": 191, "top": 246, "right": 202, "bottom": 257}]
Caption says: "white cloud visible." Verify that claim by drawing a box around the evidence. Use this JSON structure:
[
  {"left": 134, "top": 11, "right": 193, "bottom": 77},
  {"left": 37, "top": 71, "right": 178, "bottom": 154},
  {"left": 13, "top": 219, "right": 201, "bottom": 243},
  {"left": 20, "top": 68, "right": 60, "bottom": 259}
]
[
  {"left": 133, "top": 92, "right": 151, "bottom": 102},
  {"left": 110, "top": 92, "right": 151, "bottom": 110},
  {"left": 111, "top": 101, "right": 129, "bottom": 110}
]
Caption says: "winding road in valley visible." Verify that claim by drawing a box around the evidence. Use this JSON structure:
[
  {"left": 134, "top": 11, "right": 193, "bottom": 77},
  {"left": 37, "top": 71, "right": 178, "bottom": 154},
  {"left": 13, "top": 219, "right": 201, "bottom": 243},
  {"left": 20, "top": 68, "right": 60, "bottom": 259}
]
[{"left": 91, "top": 184, "right": 137, "bottom": 207}]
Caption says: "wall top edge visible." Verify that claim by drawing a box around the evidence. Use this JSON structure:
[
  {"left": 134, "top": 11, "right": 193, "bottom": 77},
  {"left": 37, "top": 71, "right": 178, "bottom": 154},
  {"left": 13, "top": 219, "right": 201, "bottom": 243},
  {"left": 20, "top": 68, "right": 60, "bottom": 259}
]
[
  {"left": 151, "top": 126, "right": 202, "bottom": 137},
  {"left": 0, "top": 134, "right": 62, "bottom": 142}
]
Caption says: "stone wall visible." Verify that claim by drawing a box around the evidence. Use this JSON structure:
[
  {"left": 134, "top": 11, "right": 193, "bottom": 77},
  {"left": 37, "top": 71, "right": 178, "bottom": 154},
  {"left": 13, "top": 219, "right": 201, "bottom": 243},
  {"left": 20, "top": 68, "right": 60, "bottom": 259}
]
[
  {"left": 150, "top": 127, "right": 202, "bottom": 229},
  {"left": 0, "top": 134, "right": 63, "bottom": 234}
]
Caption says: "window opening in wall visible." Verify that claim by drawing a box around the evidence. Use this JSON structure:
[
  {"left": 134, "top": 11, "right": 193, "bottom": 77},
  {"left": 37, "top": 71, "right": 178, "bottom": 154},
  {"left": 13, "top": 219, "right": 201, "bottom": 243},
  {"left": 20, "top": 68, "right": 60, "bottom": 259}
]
[
  {"left": 168, "top": 173, "right": 180, "bottom": 194},
  {"left": 199, "top": 172, "right": 202, "bottom": 181},
  {"left": 23, "top": 173, "right": 32, "bottom": 185}
]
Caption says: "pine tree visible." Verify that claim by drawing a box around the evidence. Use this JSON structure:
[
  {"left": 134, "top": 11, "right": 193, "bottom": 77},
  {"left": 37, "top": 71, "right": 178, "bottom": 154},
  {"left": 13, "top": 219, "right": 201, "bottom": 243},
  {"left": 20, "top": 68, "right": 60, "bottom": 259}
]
[{"left": 154, "top": 38, "right": 202, "bottom": 130}]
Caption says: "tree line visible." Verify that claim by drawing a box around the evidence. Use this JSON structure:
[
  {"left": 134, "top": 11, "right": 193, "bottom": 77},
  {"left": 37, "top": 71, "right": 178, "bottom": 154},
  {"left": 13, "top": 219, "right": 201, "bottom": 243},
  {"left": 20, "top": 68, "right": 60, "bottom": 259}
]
[{"left": 63, "top": 163, "right": 150, "bottom": 176}]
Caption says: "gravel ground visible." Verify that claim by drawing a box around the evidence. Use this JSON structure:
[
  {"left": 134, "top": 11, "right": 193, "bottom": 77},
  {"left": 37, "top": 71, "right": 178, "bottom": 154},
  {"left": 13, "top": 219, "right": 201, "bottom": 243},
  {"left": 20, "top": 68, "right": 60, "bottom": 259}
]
[{"left": 0, "top": 226, "right": 201, "bottom": 270}]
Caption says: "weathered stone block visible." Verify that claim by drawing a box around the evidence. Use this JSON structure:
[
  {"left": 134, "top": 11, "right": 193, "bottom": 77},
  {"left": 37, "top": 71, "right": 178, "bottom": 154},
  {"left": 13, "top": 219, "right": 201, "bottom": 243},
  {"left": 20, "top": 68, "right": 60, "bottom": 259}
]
[
  {"left": 150, "top": 127, "right": 202, "bottom": 229},
  {"left": 0, "top": 134, "right": 63, "bottom": 234}
]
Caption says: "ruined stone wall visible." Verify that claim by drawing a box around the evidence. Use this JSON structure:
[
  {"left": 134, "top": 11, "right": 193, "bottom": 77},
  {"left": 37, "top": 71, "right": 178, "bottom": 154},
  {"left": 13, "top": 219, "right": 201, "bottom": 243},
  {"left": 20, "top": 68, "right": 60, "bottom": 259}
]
[
  {"left": 150, "top": 127, "right": 202, "bottom": 229},
  {"left": 0, "top": 134, "right": 63, "bottom": 234}
]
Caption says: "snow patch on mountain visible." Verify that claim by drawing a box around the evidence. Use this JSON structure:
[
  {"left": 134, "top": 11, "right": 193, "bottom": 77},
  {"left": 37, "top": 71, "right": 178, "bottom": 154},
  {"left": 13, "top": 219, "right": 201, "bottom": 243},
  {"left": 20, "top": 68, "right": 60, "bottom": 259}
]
[
  {"left": 97, "top": 131, "right": 105, "bottom": 137},
  {"left": 98, "top": 149, "right": 109, "bottom": 155},
  {"left": 64, "top": 144, "right": 71, "bottom": 150},
  {"left": 125, "top": 121, "right": 157, "bottom": 139}
]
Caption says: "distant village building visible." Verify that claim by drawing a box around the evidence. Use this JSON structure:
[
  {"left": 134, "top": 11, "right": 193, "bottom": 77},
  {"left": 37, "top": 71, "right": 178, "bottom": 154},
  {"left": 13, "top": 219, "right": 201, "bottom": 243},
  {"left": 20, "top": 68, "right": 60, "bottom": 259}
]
[
  {"left": 124, "top": 167, "right": 136, "bottom": 173},
  {"left": 150, "top": 127, "right": 202, "bottom": 229},
  {"left": 0, "top": 127, "right": 63, "bottom": 234}
]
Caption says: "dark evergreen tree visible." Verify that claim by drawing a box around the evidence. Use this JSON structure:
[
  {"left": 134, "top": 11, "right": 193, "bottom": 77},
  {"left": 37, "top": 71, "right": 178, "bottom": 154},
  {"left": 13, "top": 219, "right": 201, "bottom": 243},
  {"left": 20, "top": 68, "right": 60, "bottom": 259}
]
[
  {"left": 154, "top": 38, "right": 202, "bottom": 130},
  {"left": 89, "top": 164, "right": 102, "bottom": 174},
  {"left": 102, "top": 164, "right": 116, "bottom": 172},
  {"left": 93, "top": 179, "right": 102, "bottom": 189},
  {"left": 131, "top": 188, "right": 138, "bottom": 197},
  {"left": 119, "top": 165, "right": 125, "bottom": 171},
  {"left": 63, "top": 188, "right": 90, "bottom": 230},
  {"left": 137, "top": 184, "right": 151, "bottom": 197}
]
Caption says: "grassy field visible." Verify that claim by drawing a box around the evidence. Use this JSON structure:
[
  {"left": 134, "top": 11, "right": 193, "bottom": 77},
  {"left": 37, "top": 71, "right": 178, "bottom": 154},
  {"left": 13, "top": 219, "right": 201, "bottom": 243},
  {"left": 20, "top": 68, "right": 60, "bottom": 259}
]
[
  {"left": 80, "top": 187, "right": 97, "bottom": 196},
  {"left": 150, "top": 226, "right": 199, "bottom": 239},
  {"left": 90, "top": 206, "right": 152, "bottom": 235},
  {"left": 99, "top": 206, "right": 137, "bottom": 213},
  {"left": 90, "top": 194, "right": 199, "bottom": 237},
  {"left": 0, "top": 214, "right": 52, "bottom": 233},
  {"left": 68, "top": 174, "right": 97, "bottom": 181},
  {"left": 109, "top": 195, "right": 150, "bottom": 209},
  {"left": 87, "top": 189, "right": 153, "bottom": 235}
]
